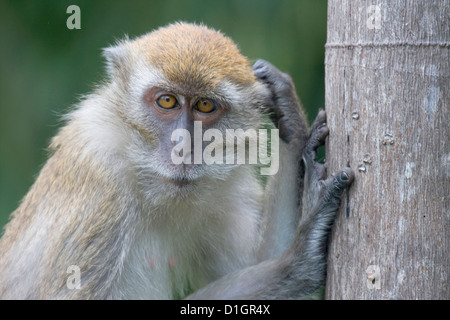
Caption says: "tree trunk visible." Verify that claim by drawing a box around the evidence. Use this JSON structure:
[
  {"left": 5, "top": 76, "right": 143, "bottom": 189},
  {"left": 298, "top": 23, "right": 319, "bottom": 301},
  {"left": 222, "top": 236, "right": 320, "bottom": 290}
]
[{"left": 324, "top": 0, "right": 449, "bottom": 299}]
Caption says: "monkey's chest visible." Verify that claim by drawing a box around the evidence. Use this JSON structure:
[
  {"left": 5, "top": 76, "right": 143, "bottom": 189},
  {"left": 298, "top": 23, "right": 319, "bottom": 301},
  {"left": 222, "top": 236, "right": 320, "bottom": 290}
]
[
  {"left": 112, "top": 196, "right": 261, "bottom": 299},
  {"left": 112, "top": 228, "right": 239, "bottom": 299}
]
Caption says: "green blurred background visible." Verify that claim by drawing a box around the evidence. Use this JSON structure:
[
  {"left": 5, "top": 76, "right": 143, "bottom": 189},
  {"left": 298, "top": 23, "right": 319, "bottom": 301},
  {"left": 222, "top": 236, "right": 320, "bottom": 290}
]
[{"left": 0, "top": 0, "right": 327, "bottom": 230}]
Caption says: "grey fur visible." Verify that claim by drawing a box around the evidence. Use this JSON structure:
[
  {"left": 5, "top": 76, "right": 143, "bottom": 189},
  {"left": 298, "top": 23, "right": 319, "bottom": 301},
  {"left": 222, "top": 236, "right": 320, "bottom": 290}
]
[{"left": 0, "top": 25, "right": 353, "bottom": 299}]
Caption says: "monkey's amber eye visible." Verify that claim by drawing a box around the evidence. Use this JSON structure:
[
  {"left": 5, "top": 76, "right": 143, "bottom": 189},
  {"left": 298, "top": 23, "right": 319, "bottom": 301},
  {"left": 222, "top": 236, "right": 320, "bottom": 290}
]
[
  {"left": 157, "top": 95, "right": 177, "bottom": 109},
  {"left": 195, "top": 99, "right": 216, "bottom": 113}
]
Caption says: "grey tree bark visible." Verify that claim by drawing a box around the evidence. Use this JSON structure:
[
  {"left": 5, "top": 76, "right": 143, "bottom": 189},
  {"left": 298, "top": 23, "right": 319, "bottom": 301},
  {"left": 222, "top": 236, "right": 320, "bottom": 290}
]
[{"left": 324, "top": 0, "right": 449, "bottom": 299}]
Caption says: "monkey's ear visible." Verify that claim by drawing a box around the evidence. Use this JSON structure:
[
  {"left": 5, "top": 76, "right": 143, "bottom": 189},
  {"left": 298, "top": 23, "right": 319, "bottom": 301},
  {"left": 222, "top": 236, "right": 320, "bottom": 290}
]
[{"left": 102, "top": 38, "right": 130, "bottom": 80}]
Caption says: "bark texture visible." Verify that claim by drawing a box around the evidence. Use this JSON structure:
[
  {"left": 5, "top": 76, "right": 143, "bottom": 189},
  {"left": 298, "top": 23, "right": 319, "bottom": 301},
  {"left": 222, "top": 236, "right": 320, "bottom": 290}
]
[{"left": 325, "top": 0, "right": 449, "bottom": 299}]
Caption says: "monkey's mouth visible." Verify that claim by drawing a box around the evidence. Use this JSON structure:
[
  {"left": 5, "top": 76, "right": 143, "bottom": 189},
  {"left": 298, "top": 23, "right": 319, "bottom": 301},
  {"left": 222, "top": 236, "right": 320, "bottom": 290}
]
[
  {"left": 159, "top": 164, "right": 203, "bottom": 189},
  {"left": 163, "top": 176, "right": 192, "bottom": 186}
]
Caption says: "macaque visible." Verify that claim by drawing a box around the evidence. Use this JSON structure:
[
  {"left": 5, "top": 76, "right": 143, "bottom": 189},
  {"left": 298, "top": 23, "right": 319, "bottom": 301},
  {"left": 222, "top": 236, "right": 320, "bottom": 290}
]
[{"left": 0, "top": 22, "right": 353, "bottom": 299}]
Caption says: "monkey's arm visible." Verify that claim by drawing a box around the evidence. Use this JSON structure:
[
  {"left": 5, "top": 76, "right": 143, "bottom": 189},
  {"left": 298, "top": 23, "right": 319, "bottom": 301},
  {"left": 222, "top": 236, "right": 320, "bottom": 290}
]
[
  {"left": 252, "top": 60, "right": 309, "bottom": 260},
  {"left": 187, "top": 111, "right": 354, "bottom": 299}
]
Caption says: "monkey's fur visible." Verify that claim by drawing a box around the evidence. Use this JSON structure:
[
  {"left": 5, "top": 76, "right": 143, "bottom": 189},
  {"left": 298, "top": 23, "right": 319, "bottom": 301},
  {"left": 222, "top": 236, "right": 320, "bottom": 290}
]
[{"left": 0, "top": 23, "right": 353, "bottom": 299}]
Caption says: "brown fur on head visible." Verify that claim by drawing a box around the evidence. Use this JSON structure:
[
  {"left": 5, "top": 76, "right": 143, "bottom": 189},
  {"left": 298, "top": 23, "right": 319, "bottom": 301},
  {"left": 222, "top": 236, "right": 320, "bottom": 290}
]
[{"left": 133, "top": 22, "right": 256, "bottom": 94}]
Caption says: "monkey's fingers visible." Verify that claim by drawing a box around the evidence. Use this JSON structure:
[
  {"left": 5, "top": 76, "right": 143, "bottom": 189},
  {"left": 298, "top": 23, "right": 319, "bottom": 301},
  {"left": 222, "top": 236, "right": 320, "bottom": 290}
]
[
  {"left": 303, "top": 110, "right": 328, "bottom": 164},
  {"left": 252, "top": 59, "right": 278, "bottom": 84},
  {"left": 252, "top": 59, "right": 294, "bottom": 98},
  {"left": 320, "top": 167, "right": 354, "bottom": 208},
  {"left": 310, "top": 109, "right": 327, "bottom": 133}
]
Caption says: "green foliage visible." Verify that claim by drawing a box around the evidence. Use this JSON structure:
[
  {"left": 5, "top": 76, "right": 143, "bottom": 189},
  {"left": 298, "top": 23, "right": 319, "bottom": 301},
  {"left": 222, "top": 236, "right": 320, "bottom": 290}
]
[{"left": 0, "top": 0, "right": 327, "bottom": 230}]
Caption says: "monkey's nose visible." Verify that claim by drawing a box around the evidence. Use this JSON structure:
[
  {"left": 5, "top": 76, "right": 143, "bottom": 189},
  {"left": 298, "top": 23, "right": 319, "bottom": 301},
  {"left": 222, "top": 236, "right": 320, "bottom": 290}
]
[{"left": 171, "top": 145, "right": 192, "bottom": 163}]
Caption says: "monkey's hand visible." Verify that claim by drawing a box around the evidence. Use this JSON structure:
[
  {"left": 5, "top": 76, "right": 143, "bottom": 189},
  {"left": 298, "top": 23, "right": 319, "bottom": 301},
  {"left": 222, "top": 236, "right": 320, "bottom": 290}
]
[
  {"left": 297, "top": 109, "right": 354, "bottom": 254},
  {"left": 252, "top": 59, "right": 307, "bottom": 145}
]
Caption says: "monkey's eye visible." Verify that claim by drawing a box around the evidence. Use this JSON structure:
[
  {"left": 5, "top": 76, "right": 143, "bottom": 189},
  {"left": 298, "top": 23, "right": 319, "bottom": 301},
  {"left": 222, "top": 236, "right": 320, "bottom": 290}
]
[
  {"left": 157, "top": 95, "right": 177, "bottom": 109},
  {"left": 195, "top": 98, "right": 216, "bottom": 113}
]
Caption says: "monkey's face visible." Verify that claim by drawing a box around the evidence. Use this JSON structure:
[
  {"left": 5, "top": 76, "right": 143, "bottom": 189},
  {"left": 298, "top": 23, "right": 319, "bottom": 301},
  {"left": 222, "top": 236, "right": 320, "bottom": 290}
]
[{"left": 104, "top": 23, "right": 271, "bottom": 199}]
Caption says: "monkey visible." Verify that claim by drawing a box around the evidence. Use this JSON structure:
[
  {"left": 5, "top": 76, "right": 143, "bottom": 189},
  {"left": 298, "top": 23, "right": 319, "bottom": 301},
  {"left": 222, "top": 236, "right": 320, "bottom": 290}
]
[{"left": 0, "top": 22, "right": 353, "bottom": 299}]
